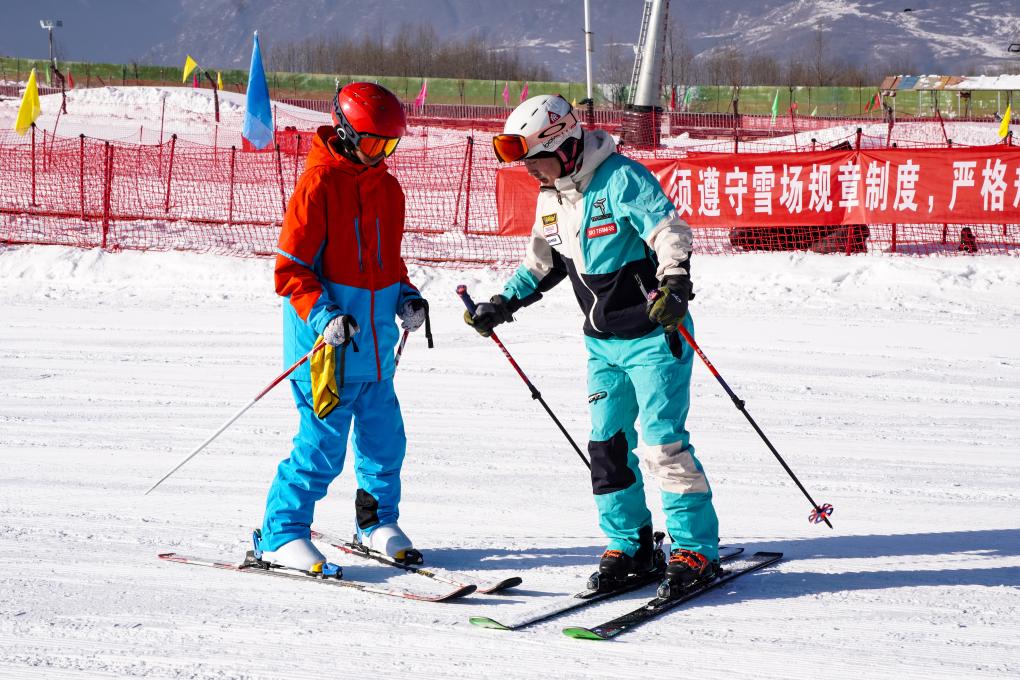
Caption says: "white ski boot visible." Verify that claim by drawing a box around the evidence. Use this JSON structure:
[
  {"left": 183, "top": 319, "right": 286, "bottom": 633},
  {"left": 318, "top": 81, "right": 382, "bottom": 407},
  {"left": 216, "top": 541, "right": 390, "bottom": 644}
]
[
  {"left": 252, "top": 532, "right": 342, "bottom": 578},
  {"left": 357, "top": 523, "right": 422, "bottom": 565}
]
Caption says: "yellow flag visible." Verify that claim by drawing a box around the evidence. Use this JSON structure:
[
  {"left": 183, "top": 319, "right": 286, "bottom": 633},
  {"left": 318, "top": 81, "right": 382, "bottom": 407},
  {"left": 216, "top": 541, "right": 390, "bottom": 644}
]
[
  {"left": 1000, "top": 103, "right": 1012, "bottom": 139},
  {"left": 14, "top": 68, "right": 42, "bottom": 136},
  {"left": 182, "top": 55, "right": 198, "bottom": 83},
  {"left": 572, "top": 97, "right": 577, "bottom": 107},
  {"left": 217, "top": 71, "right": 223, "bottom": 90}
]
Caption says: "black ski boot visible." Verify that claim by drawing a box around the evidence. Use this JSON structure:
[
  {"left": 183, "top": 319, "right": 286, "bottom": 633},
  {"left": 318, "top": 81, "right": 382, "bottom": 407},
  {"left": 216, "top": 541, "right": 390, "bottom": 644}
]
[
  {"left": 656, "top": 548, "right": 718, "bottom": 599},
  {"left": 587, "top": 527, "right": 665, "bottom": 592}
]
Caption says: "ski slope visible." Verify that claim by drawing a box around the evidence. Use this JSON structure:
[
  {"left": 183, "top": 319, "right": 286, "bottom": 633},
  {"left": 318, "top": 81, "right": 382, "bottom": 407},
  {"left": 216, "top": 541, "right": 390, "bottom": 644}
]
[{"left": 1, "top": 245, "right": 1017, "bottom": 679}]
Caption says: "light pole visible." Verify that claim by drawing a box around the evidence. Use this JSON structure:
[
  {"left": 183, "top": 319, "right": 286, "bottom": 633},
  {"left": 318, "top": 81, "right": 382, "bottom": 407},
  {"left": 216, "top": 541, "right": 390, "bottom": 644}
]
[
  {"left": 40, "top": 19, "right": 67, "bottom": 112},
  {"left": 39, "top": 19, "right": 62, "bottom": 68},
  {"left": 581, "top": 0, "right": 595, "bottom": 123}
]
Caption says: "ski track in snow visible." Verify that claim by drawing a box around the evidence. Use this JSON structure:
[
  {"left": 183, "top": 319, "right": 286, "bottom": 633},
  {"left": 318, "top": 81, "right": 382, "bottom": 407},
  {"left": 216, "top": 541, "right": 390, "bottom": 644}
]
[{"left": 0, "top": 245, "right": 1018, "bottom": 679}]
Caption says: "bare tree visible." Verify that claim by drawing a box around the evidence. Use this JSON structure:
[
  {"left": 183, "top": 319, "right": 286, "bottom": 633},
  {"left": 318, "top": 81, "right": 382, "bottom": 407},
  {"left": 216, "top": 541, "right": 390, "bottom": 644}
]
[
  {"left": 269, "top": 22, "right": 551, "bottom": 82},
  {"left": 808, "top": 30, "right": 833, "bottom": 86},
  {"left": 600, "top": 35, "right": 632, "bottom": 108},
  {"left": 664, "top": 19, "right": 696, "bottom": 92}
]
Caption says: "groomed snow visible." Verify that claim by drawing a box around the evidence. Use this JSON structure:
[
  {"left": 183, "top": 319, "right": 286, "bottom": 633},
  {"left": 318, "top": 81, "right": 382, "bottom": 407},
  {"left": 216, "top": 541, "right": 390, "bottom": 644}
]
[{"left": 1, "top": 245, "right": 1018, "bottom": 679}]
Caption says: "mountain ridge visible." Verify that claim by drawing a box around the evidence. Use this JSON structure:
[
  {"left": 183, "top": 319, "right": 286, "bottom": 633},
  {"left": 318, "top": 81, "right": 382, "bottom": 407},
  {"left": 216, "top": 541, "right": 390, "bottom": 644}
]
[{"left": 4, "top": 1, "right": 1018, "bottom": 81}]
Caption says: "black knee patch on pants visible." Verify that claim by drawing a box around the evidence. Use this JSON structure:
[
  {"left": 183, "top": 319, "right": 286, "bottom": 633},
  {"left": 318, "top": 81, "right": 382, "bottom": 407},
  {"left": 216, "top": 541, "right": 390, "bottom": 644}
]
[
  {"left": 355, "top": 488, "right": 380, "bottom": 530},
  {"left": 589, "top": 430, "right": 635, "bottom": 495}
]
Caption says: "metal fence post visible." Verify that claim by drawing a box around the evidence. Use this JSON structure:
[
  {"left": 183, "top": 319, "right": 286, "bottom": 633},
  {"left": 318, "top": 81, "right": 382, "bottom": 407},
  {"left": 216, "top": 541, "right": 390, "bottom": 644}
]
[
  {"left": 227, "top": 145, "right": 236, "bottom": 227},
  {"left": 101, "top": 141, "right": 112, "bottom": 249},
  {"left": 164, "top": 134, "right": 177, "bottom": 213},
  {"left": 79, "top": 134, "right": 86, "bottom": 221},
  {"left": 463, "top": 135, "right": 474, "bottom": 233},
  {"left": 275, "top": 143, "right": 287, "bottom": 216},
  {"left": 30, "top": 123, "right": 37, "bottom": 206}
]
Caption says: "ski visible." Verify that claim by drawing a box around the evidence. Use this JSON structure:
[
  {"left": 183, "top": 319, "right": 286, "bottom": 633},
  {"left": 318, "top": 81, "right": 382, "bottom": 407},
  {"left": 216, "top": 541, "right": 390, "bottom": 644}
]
[
  {"left": 158, "top": 551, "right": 476, "bottom": 602},
  {"left": 311, "top": 529, "right": 523, "bottom": 594},
  {"left": 562, "top": 550, "right": 783, "bottom": 640},
  {"left": 469, "top": 545, "right": 744, "bottom": 631}
]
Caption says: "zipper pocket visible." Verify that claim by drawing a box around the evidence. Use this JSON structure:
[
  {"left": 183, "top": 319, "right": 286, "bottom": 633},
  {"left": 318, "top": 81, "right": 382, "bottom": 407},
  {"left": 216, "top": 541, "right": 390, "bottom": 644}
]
[{"left": 353, "top": 217, "right": 364, "bottom": 272}]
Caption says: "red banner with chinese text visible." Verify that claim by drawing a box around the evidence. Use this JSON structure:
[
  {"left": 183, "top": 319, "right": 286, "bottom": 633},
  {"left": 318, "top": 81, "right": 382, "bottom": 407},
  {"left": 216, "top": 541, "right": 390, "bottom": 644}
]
[{"left": 496, "top": 146, "right": 1020, "bottom": 237}]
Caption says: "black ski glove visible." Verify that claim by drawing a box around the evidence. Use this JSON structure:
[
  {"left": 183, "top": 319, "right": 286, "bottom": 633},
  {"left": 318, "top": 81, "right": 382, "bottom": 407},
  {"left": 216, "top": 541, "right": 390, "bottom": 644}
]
[
  {"left": 646, "top": 274, "right": 692, "bottom": 333},
  {"left": 463, "top": 295, "right": 514, "bottom": 337}
]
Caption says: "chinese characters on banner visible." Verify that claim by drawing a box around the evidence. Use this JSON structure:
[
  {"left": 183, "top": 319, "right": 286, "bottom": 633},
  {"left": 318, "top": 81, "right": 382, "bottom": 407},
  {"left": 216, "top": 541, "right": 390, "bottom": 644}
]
[{"left": 496, "top": 147, "right": 1020, "bottom": 237}]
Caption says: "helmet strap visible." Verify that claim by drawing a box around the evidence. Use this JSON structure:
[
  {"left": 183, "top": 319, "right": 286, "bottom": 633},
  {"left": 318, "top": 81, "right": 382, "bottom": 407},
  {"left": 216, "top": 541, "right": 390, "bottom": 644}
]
[{"left": 554, "top": 133, "right": 585, "bottom": 176}]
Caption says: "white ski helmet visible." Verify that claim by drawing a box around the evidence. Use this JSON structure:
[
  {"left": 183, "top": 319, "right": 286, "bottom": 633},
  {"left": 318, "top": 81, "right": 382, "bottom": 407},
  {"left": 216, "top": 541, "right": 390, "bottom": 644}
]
[{"left": 493, "top": 94, "right": 583, "bottom": 165}]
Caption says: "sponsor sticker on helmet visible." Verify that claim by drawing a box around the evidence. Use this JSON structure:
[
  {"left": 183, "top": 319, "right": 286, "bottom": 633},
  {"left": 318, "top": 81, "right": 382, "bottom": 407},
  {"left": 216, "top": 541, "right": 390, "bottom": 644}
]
[{"left": 548, "top": 110, "right": 561, "bottom": 124}]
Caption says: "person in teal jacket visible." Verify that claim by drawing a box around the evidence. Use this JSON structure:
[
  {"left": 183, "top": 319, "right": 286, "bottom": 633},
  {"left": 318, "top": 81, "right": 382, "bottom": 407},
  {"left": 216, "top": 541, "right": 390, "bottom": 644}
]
[{"left": 468, "top": 95, "right": 720, "bottom": 592}]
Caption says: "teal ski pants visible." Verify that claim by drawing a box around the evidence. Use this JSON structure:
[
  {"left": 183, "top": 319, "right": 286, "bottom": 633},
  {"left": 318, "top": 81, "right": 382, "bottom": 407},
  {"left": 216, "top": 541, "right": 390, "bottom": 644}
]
[{"left": 585, "top": 316, "right": 719, "bottom": 561}]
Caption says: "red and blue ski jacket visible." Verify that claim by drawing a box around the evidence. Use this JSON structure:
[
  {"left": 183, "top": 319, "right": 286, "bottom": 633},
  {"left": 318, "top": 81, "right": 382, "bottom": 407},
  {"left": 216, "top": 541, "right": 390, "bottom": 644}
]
[{"left": 275, "top": 126, "right": 421, "bottom": 383}]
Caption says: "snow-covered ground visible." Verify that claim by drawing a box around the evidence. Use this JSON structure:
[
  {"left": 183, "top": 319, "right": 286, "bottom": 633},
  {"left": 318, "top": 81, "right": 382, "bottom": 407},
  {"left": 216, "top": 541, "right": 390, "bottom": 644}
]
[{"left": 1, "top": 245, "right": 1018, "bottom": 679}]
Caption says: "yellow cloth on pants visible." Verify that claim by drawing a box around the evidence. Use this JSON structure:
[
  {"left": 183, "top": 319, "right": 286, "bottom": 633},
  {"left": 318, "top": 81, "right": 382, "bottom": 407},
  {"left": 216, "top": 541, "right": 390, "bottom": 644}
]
[{"left": 309, "top": 337, "right": 340, "bottom": 418}]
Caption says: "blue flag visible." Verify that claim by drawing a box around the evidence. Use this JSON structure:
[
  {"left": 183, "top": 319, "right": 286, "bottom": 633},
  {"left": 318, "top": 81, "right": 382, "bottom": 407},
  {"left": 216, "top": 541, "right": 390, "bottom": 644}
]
[{"left": 242, "top": 31, "right": 273, "bottom": 149}]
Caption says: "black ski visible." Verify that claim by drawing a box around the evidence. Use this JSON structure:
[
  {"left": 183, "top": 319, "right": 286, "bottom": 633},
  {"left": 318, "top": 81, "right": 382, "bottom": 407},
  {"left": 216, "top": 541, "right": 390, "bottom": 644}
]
[
  {"left": 311, "top": 529, "right": 523, "bottom": 594},
  {"left": 562, "top": 550, "right": 783, "bottom": 639},
  {"left": 469, "top": 545, "right": 744, "bottom": 631},
  {"left": 158, "top": 551, "right": 476, "bottom": 602}
]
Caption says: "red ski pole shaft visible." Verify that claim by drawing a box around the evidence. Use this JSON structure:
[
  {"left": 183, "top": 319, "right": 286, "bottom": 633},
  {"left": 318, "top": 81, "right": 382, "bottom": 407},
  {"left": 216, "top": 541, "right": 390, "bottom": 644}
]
[
  {"left": 394, "top": 329, "right": 410, "bottom": 368},
  {"left": 144, "top": 339, "right": 327, "bottom": 495},
  {"left": 674, "top": 324, "right": 832, "bottom": 528},
  {"left": 457, "top": 285, "right": 591, "bottom": 470}
]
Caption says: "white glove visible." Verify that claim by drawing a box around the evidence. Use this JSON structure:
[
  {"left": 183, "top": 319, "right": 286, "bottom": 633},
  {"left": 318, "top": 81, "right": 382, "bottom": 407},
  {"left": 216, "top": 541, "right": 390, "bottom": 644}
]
[
  {"left": 399, "top": 299, "right": 428, "bottom": 332},
  {"left": 322, "top": 315, "right": 359, "bottom": 347}
]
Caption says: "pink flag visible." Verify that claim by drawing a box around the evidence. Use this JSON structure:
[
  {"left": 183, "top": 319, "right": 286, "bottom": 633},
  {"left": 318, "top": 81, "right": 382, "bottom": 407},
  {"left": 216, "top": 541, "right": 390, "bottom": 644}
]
[
  {"left": 192, "top": 73, "right": 199, "bottom": 88},
  {"left": 502, "top": 82, "right": 510, "bottom": 107},
  {"left": 414, "top": 79, "right": 428, "bottom": 108},
  {"left": 519, "top": 82, "right": 529, "bottom": 103}
]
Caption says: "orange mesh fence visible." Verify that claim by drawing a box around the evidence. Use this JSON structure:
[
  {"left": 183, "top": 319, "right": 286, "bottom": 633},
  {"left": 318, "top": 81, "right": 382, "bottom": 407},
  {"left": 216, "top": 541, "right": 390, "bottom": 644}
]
[{"left": 1, "top": 123, "right": 1017, "bottom": 266}]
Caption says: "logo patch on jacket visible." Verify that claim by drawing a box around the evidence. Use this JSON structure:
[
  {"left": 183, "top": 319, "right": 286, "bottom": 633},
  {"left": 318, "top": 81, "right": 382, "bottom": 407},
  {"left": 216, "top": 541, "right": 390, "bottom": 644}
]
[
  {"left": 587, "top": 223, "right": 618, "bottom": 238},
  {"left": 590, "top": 198, "right": 613, "bottom": 223},
  {"left": 588, "top": 390, "right": 608, "bottom": 404},
  {"left": 542, "top": 214, "right": 562, "bottom": 245}
]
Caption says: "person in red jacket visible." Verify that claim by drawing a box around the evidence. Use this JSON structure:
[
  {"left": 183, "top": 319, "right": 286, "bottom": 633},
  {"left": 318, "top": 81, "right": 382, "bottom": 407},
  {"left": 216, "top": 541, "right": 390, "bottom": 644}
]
[{"left": 253, "top": 83, "right": 429, "bottom": 576}]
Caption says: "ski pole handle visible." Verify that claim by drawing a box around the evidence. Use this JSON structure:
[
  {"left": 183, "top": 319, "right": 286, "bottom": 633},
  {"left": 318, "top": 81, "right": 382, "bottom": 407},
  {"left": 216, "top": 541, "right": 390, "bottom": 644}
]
[{"left": 456, "top": 284, "right": 477, "bottom": 315}]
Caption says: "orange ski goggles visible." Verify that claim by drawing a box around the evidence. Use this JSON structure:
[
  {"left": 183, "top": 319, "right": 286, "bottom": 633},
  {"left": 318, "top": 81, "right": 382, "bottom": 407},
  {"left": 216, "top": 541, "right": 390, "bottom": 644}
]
[
  {"left": 492, "top": 134, "right": 530, "bottom": 163},
  {"left": 355, "top": 134, "right": 401, "bottom": 158}
]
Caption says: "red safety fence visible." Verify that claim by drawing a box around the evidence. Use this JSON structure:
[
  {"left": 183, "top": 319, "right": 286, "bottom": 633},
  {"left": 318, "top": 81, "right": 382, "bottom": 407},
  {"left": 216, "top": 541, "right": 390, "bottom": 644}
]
[{"left": 1, "top": 123, "right": 1017, "bottom": 265}]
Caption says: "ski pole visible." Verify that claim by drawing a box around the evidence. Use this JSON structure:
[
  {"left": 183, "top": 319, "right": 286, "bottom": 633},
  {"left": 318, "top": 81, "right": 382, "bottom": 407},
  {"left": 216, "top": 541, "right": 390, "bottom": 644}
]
[
  {"left": 144, "top": 339, "right": 327, "bottom": 496},
  {"left": 457, "top": 285, "right": 591, "bottom": 470},
  {"left": 638, "top": 276, "right": 833, "bottom": 529}
]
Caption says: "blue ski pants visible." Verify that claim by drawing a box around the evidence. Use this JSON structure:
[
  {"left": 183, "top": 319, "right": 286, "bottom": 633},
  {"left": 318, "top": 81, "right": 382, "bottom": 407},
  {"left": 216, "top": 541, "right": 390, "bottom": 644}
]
[
  {"left": 260, "top": 378, "right": 406, "bottom": 551},
  {"left": 585, "top": 315, "right": 719, "bottom": 561}
]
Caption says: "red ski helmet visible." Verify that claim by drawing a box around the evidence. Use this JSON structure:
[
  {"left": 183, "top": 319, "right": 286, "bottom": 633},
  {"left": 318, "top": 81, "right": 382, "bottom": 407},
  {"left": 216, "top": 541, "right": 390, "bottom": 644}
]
[{"left": 332, "top": 82, "right": 407, "bottom": 158}]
